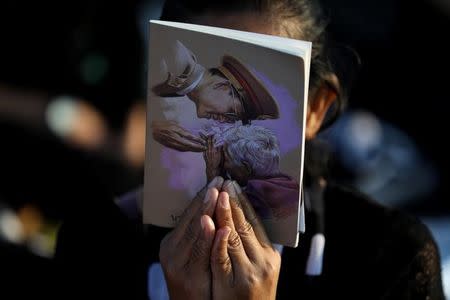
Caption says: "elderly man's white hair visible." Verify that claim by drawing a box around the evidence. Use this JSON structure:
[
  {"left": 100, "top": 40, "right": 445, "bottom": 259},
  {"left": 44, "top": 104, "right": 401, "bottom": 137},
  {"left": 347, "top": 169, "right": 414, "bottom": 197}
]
[{"left": 223, "top": 125, "right": 280, "bottom": 177}]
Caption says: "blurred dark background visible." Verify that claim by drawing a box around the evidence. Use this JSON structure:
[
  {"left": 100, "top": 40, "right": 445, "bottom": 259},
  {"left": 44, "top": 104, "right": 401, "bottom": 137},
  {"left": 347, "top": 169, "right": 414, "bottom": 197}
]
[{"left": 0, "top": 0, "right": 448, "bottom": 298}]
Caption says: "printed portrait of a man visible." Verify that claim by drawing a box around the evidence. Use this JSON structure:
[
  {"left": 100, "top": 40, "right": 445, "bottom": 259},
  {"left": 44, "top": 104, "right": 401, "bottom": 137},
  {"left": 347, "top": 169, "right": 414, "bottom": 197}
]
[
  {"left": 150, "top": 40, "right": 280, "bottom": 152},
  {"left": 150, "top": 40, "right": 299, "bottom": 222}
]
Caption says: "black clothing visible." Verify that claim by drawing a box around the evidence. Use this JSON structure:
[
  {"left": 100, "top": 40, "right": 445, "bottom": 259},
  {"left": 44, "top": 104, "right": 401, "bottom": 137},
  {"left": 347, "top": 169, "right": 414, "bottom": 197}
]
[{"left": 54, "top": 182, "right": 444, "bottom": 299}]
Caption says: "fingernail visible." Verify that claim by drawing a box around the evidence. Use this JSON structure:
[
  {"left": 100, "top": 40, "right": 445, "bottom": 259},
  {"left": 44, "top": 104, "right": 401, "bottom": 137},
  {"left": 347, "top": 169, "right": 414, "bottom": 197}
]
[
  {"left": 217, "top": 177, "right": 224, "bottom": 188},
  {"left": 220, "top": 193, "right": 230, "bottom": 209},
  {"left": 223, "top": 180, "right": 236, "bottom": 198},
  {"left": 208, "top": 177, "right": 223, "bottom": 188},
  {"left": 200, "top": 215, "right": 209, "bottom": 230},
  {"left": 204, "top": 188, "right": 214, "bottom": 203},
  {"left": 201, "top": 216, "right": 205, "bottom": 230},
  {"left": 232, "top": 181, "right": 242, "bottom": 194},
  {"left": 208, "top": 178, "right": 219, "bottom": 188}
]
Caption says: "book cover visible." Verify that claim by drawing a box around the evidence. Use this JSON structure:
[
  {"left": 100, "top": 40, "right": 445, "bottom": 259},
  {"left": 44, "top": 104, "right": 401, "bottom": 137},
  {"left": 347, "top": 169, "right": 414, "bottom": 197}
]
[{"left": 144, "top": 21, "right": 310, "bottom": 247}]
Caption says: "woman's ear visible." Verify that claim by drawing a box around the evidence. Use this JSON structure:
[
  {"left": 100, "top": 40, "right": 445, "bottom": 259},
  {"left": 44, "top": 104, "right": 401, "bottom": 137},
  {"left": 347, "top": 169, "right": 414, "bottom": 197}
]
[{"left": 306, "top": 74, "right": 340, "bottom": 139}]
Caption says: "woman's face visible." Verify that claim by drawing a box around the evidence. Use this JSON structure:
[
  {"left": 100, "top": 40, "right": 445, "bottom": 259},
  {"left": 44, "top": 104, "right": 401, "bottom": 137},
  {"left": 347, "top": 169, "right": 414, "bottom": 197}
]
[{"left": 188, "top": 73, "right": 242, "bottom": 123}]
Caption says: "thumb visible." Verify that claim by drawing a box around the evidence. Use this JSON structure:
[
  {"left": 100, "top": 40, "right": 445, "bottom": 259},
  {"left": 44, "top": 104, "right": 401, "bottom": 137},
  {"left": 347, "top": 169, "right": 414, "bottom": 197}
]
[
  {"left": 211, "top": 226, "right": 232, "bottom": 280},
  {"left": 190, "top": 215, "right": 216, "bottom": 271}
]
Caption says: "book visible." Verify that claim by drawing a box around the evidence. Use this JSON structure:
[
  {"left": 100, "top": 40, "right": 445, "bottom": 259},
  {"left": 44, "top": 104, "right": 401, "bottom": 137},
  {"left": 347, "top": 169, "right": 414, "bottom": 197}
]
[{"left": 144, "top": 20, "right": 311, "bottom": 247}]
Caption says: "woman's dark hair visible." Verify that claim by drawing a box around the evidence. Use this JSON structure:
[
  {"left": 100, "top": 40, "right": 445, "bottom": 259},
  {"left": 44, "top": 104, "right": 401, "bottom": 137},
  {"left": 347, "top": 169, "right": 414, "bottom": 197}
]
[{"left": 160, "top": 0, "right": 361, "bottom": 129}]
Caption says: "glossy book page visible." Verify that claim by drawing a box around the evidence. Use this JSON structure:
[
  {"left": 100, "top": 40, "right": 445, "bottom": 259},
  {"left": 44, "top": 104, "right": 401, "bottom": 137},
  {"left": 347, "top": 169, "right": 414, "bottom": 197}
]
[{"left": 144, "top": 21, "right": 311, "bottom": 247}]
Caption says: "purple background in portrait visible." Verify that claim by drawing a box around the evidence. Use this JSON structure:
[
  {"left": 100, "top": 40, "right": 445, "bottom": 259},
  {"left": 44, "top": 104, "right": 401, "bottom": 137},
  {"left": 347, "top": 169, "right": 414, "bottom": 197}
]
[{"left": 252, "top": 69, "right": 301, "bottom": 155}]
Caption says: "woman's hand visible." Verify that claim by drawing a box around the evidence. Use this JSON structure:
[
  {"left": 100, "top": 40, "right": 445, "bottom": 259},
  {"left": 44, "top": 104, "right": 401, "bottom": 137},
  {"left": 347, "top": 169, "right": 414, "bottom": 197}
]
[
  {"left": 159, "top": 177, "right": 224, "bottom": 300},
  {"left": 210, "top": 180, "right": 281, "bottom": 300},
  {"left": 204, "top": 135, "right": 223, "bottom": 182},
  {"left": 152, "top": 120, "right": 206, "bottom": 152}
]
